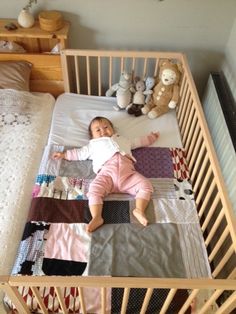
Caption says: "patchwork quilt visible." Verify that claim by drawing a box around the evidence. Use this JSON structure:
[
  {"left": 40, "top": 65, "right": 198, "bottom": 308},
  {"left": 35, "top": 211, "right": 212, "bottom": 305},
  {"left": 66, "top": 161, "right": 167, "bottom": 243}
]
[{"left": 6, "top": 145, "right": 211, "bottom": 313}]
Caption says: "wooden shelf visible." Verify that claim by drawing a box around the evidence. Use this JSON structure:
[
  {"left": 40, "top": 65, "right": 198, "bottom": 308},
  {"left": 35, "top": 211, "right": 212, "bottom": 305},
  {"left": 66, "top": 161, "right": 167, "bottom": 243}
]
[{"left": 0, "top": 18, "right": 70, "bottom": 52}]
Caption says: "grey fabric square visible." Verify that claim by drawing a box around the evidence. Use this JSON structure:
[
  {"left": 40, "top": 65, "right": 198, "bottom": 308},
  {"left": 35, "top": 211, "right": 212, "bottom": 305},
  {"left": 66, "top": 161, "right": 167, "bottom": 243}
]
[
  {"left": 59, "top": 159, "right": 95, "bottom": 179},
  {"left": 88, "top": 223, "right": 186, "bottom": 278}
]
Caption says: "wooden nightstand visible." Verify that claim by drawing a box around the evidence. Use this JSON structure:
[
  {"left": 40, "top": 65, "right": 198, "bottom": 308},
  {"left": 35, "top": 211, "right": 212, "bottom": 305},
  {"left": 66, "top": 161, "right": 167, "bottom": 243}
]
[{"left": 0, "top": 18, "right": 70, "bottom": 52}]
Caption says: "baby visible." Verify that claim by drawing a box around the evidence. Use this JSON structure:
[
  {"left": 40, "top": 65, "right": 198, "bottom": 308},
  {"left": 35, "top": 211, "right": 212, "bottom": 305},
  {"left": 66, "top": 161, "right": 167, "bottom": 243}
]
[{"left": 52, "top": 116, "right": 159, "bottom": 232}]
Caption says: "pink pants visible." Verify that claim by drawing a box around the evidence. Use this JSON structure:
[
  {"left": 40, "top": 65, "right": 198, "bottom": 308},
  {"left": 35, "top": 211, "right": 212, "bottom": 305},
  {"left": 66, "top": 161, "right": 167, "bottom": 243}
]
[{"left": 87, "top": 153, "right": 153, "bottom": 205}]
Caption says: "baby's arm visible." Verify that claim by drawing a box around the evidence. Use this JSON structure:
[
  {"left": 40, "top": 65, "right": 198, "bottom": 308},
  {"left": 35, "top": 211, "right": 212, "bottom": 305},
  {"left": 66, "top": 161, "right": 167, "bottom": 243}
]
[
  {"left": 51, "top": 149, "right": 81, "bottom": 161},
  {"left": 51, "top": 151, "right": 66, "bottom": 160},
  {"left": 132, "top": 131, "right": 160, "bottom": 149},
  {"left": 52, "top": 145, "right": 90, "bottom": 161}
]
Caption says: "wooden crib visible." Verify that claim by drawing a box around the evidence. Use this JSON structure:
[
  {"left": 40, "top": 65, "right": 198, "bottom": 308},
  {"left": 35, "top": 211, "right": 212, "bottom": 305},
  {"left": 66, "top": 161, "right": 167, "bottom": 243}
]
[{"left": 0, "top": 49, "right": 235, "bottom": 314}]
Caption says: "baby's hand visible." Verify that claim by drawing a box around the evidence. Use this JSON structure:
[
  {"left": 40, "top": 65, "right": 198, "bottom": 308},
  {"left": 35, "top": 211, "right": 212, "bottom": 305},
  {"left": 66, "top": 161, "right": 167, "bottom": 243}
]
[
  {"left": 51, "top": 152, "right": 65, "bottom": 160},
  {"left": 146, "top": 131, "right": 160, "bottom": 146},
  {"left": 151, "top": 131, "right": 160, "bottom": 140}
]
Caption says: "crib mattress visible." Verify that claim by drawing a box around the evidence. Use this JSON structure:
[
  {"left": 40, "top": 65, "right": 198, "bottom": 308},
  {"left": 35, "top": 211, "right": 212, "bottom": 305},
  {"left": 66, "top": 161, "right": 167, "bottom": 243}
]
[{"left": 48, "top": 93, "right": 183, "bottom": 148}]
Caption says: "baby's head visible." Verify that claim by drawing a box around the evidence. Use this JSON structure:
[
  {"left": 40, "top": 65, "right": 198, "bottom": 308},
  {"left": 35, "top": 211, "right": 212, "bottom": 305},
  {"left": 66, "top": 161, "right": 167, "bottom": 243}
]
[{"left": 89, "top": 116, "right": 115, "bottom": 139}]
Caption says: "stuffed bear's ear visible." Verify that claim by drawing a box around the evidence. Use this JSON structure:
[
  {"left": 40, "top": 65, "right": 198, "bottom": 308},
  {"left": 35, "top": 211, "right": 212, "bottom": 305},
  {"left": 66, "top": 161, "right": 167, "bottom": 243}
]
[
  {"left": 176, "top": 62, "right": 183, "bottom": 74},
  {"left": 134, "top": 76, "right": 140, "bottom": 83},
  {"left": 159, "top": 58, "right": 170, "bottom": 68}
]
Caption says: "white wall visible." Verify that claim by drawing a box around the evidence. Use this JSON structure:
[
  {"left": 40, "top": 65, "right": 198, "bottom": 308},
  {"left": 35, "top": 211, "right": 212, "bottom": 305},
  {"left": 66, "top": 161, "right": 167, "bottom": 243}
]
[
  {"left": 222, "top": 17, "right": 236, "bottom": 101},
  {"left": 0, "top": 0, "right": 236, "bottom": 95}
]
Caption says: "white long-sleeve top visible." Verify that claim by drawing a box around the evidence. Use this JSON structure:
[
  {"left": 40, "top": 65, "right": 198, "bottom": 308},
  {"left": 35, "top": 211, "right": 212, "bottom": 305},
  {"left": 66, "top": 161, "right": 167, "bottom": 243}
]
[{"left": 65, "top": 133, "right": 157, "bottom": 173}]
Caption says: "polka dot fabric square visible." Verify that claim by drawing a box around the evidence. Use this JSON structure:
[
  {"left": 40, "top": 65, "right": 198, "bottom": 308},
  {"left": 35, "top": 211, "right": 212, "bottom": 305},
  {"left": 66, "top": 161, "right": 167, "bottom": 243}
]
[{"left": 133, "top": 147, "right": 174, "bottom": 178}]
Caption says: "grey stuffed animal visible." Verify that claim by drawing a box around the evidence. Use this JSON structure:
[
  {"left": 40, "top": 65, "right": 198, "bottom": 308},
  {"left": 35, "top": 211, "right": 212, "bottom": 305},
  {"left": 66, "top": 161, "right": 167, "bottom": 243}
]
[{"left": 105, "top": 71, "right": 135, "bottom": 111}]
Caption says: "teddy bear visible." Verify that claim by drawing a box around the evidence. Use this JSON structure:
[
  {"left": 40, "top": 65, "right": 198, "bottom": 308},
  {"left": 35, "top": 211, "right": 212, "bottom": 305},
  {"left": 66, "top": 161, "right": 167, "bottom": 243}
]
[
  {"left": 127, "top": 76, "right": 156, "bottom": 117},
  {"left": 105, "top": 71, "right": 135, "bottom": 111},
  {"left": 142, "top": 59, "right": 182, "bottom": 119}
]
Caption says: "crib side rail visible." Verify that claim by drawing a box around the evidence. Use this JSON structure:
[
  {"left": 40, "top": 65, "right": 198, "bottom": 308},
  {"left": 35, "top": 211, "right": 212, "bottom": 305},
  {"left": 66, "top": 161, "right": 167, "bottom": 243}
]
[
  {"left": 60, "top": 49, "right": 184, "bottom": 95},
  {"left": 1, "top": 276, "right": 236, "bottom": 314},
  {"left": 177, "top": 54, "right": 236, "bottom": 280}
]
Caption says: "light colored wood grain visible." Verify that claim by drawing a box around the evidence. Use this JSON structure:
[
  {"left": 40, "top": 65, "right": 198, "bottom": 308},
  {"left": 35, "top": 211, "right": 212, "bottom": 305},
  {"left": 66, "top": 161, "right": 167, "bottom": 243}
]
[
  {"left": 0, "top": 52, "right": 64, "bottom": 96},
  {"left": 0, "top": 18, "right": 69, "bottom": 51}
]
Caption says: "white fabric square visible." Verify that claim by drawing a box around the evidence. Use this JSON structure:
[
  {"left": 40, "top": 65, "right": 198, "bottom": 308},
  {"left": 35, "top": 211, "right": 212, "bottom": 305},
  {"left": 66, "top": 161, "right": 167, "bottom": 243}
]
[{"left": 152, "top": 198, "right": 199, "bottom": 224}]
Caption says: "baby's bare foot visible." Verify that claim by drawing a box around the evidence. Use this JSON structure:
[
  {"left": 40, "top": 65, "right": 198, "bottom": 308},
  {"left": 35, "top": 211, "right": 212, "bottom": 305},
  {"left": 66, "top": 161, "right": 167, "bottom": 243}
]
[
  {"left": 86, "top": 217, "right": 104, "bottom": 233},
  {"left": 133, "top": 209, "right": 148, "bottom": 226}
]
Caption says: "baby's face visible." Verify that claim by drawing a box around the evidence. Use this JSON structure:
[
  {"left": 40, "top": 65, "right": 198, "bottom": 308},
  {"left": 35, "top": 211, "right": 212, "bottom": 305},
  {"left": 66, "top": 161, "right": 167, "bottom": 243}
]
[{"left": 91, "top": 119, "right": 114, "bottom": 139}]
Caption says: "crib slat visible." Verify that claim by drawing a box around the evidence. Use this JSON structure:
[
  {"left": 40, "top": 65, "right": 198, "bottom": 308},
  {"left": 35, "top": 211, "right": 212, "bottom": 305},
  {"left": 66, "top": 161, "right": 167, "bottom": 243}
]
[
  {"left": 209, "top": 228, "right": 230, "bottom": 262},
  {"left": 181, "top": 97, "right": 192, "bottom": 138},
  {"left": 229, "top": 267, "right": 236, "bottom": 279},
  {"left": 86, "top": 56, "right": 91, "bottom": 95},
  {"left": 140, "top": 288, "right": 154, "bottom": 314},
  {"left": 55, "top": 287, "right": 68, "bottom": 314},
  {"left": 143, "top": 58, "right": 147, "bottom": 77},
  {"left": 201, "top": 192, "right": 220, "bottom": 231},
  {"left": 78, "top": 287, "right": 87, "bottom": 314},
  {"left": 179, "top": 89, "right": 191, "bottom": 131},
  {"left": 154, "top": 58, "right": 159, "bottom": 77},
  {"left": 201, "top": 183, "right": 219, "bottom": 230},
  {"left": 160, "top": 288, "right": 177, "bottom": 314},
  {"left": 31, "top": 286, "right": 48, "bottom": 314},
  {"left": 216, "top": 291, "right": 236, "bottom": 314},
  {"left": 186, "top": 123, "right": 200, "bottom": 164},
  {"left": 189, "top": 133, "right": 202, "bottom": 170},
  {"left": 177, "top": 79, "right": 188, "bottom": 123},
  {"left": 212, "top": 245, "right": 235, "bottom": 278},
  {"left": 98, "top": 56, "right": 101, "bottom": 96},
  {"left": 60, "top": 50, "right": 70, "bottom": 92},
  {"left": 200, "top": 195, "right": 220, "bottom": 225},
  {"left": 198, "top": 180, "right": 216, "bottom": 225},
  {"left": 178, "top": 102, "right": 186, "bottom": 130},
  {"left": 179, "top": 73, "right": 187, "bottom": 97},
  {"left": 121, "top": 57, "right": 124, "bottom": 72},
  {"left": 109, "top": 56, "right": 112, "bottom": 87},
  {"left": 198, "top": 289, "right": 223, "bottom": 314},
  {"left": 193, "top": 153, "right": 209, "bottom": 195},
  {"left": 182, "top": 102, "right": 195, "bottom": 145},
  {"left": 121, "top": 287, "right": 130, "bottom": 314},
  {"left": 178, "top": 289, "right": 199, "bottom": 314},
  {"left": 131, "top": 57, "right": 136, "bottom": 74},
  {"left": 190, "top": 143, "right": 206, "bottom": 184},
  {"left": 2, "top": 284, "right": 30, "bottom": 313},
  {"left": 75, "top": 56, "right": 80, "bottom": 94},
  {"left": 185, "top": 111, "right": 197, "bottom": 152},
  {"left": 101, "top": 287, "right": 106, "bottom": 314},
  {"left": 205, "top": 209, "right": 224, "bottom": 246}
]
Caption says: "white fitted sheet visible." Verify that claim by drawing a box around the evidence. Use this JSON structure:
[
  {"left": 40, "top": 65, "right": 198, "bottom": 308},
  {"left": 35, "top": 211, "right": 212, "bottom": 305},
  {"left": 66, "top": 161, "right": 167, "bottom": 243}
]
[{"left": 48, "top": 93, "right": 182, "bottom": 148}]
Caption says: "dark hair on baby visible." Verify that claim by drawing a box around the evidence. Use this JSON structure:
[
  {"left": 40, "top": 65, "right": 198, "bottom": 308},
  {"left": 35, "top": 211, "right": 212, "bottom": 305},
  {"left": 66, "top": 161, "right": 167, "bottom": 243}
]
[{"left": 88, "top": 116, "right": 114, "bottom": 138}]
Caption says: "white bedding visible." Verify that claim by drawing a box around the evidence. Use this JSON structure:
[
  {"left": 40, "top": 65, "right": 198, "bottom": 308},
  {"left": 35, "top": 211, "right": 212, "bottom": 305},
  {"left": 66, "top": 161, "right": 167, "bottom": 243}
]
[
  {"left": 48, "top": 93, "right": 183, "bottom": 147},
  {"left": 0, "top": 90, "right": 55, "bottom": 276}
]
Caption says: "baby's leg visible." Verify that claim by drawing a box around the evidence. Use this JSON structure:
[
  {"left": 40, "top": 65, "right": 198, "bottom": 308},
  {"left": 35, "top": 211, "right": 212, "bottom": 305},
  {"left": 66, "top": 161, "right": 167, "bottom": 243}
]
[
  {"left": 133, "top": 198, "right": 149, "bottom": 226},
  {"left": 87, "top": 204, "right": 104, "bottom": 233},
  {"left": 123, "top": 172, "right": 152, "bottom": 226},
  {"left": 87, "top": 173, "right": 112, "bottom": 232},
  {"left": 118, "top": 156, "right": 153, "bottom": 226}
]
